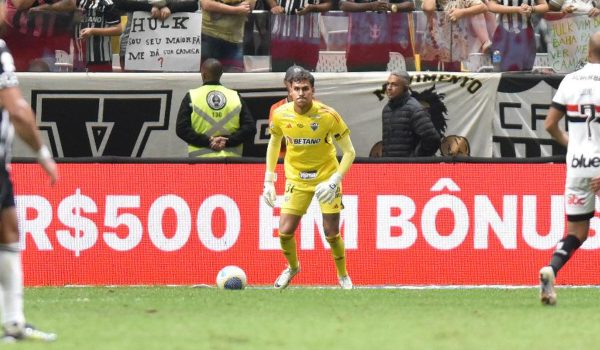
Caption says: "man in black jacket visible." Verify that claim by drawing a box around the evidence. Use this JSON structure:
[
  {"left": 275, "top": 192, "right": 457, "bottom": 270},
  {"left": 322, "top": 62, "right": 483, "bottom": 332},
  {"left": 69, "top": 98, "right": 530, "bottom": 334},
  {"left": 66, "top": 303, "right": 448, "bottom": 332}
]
[{"left": 381, "top": 71, "right": 440, "bottom": 157}]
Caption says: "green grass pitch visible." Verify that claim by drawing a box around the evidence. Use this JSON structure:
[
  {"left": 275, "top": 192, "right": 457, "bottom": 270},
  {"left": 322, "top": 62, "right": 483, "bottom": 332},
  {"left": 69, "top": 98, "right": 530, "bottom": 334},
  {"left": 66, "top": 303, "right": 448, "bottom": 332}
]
[{"left": 17, "top": 286, "right": 600, "bottom": 349}]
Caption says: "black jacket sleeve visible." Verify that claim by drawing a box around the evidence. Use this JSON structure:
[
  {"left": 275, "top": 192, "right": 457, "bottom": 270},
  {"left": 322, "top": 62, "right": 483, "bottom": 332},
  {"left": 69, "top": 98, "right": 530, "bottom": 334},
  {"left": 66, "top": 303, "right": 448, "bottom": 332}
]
[
  {"left": 225, "top": 94, "right": 257, "bottom": 147},
  {"left": 175, "top": 93, "right": 211, "bottom": 148},
  {"left": 411, "top": 108, "right": 441, "bottom": 156}
]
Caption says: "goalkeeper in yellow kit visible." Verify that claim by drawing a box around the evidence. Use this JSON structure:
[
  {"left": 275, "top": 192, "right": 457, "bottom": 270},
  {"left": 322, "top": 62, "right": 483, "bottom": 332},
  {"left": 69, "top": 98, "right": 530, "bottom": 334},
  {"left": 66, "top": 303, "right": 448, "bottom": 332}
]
[{"left": 262, "top": 69, "right": 356, "bottom": 289}]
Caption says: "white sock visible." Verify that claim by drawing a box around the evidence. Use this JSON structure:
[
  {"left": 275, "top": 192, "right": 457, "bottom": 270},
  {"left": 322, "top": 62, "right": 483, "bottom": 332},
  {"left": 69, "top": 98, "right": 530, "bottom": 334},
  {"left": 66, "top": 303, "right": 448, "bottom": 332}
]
[{"left": 0, "top": 244, "right": 25, "bottom": 328}]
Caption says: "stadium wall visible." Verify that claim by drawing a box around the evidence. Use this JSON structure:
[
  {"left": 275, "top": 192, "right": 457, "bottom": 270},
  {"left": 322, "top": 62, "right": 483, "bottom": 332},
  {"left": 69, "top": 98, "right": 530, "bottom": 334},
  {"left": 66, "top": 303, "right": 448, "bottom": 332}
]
[
  {"left": 14, "top": 159, "right": 599, "bottom": 287},
  {"left": 14, "top": 72, "right": 565, "bottom": 159}
]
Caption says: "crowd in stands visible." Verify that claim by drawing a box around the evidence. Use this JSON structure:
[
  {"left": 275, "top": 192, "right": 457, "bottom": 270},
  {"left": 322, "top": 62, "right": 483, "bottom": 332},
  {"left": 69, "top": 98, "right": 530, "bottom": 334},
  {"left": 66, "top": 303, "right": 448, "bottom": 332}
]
[{"left": 2, "top": 0, "right": 600, "bottom": 72}]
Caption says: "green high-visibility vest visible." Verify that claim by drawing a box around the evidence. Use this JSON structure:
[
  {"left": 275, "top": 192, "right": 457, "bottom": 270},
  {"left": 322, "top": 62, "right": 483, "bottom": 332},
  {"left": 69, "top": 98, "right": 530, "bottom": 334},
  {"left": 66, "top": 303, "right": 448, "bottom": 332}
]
[{"left": 188, "top": 85, "right": 243, "bottom": 158}]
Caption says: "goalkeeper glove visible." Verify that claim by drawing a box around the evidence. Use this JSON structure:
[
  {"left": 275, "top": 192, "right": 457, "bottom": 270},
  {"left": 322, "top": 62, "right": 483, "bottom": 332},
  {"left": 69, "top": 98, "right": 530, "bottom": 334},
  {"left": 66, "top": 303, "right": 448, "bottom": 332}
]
[
  {"left": 263, "top": 172, "right": 277, "bottom": 208},
  {"left": 315, "top": 173, "right": 342, "bottom": 204}
]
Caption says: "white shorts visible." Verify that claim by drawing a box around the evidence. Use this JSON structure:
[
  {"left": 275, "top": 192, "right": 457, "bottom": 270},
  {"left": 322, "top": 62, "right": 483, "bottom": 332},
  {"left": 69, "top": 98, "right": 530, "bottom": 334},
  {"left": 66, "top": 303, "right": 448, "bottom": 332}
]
[{"left": 565, "top": 176, "right": 596, "bottom": 221}]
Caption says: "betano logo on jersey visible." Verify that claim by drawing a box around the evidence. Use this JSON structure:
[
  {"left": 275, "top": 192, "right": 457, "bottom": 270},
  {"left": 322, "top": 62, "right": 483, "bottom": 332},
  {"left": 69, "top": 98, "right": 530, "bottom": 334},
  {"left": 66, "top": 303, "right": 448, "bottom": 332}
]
[{"left": 292, "top": 138, "right": 321, "bottom": 145}]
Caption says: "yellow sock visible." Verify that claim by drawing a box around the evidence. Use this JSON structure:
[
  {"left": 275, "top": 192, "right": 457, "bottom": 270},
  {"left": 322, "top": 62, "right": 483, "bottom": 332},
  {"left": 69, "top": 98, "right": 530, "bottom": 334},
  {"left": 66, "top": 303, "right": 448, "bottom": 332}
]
[
  {"left": 326, "top": 233, "right": 347, "bottom": 277},
  {"left": 279, "top": 232, "right": 299, "bottom": 270}
]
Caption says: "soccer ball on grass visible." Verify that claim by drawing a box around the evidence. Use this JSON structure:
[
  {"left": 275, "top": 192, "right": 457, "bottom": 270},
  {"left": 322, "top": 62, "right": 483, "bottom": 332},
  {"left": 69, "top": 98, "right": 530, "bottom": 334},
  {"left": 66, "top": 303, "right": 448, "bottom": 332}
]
[{"left": 216, "top": 266, "right": 247, "bottom": 290}]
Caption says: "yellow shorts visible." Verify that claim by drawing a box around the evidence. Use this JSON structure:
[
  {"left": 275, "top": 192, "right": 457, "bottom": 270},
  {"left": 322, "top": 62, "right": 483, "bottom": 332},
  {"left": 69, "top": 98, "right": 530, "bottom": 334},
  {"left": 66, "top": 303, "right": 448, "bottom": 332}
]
[{"left": 281, "top": 180, "right": 343, "bottom": 216}]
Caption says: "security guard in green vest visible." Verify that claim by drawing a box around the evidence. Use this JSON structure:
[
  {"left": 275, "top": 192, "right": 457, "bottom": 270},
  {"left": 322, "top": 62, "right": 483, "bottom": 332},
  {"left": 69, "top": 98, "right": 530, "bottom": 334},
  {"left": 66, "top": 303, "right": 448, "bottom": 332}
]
[{"left": 176, "top": 58, "right": 256, "bottom": 157}]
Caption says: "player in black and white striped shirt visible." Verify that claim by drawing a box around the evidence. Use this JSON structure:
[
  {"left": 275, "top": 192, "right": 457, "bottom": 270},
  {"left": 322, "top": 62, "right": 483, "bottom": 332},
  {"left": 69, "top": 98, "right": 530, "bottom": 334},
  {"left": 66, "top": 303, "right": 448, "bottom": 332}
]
[
  {"left": 0, "top": 38, "right": 59, "bottom": 342},
  {"left": 74, "top": 0, "right": 122, "bottom": 72}
]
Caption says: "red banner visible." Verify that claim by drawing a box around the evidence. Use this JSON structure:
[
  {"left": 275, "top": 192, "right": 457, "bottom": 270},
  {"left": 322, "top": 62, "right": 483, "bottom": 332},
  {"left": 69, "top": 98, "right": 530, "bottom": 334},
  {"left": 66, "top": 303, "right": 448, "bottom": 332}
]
[{"left": 11, "top": 162, "right": 599, "bottom": 286}]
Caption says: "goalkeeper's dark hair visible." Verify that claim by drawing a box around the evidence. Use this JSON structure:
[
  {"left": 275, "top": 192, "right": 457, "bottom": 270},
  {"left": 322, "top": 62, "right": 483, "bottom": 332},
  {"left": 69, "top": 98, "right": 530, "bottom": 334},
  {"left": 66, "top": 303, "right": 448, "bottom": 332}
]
[
  {"left": 284, "top": 65, "right": 305, "bottom": 82},
  {"left": 288, "top": 70, "right": 315, "bottom": 87}
]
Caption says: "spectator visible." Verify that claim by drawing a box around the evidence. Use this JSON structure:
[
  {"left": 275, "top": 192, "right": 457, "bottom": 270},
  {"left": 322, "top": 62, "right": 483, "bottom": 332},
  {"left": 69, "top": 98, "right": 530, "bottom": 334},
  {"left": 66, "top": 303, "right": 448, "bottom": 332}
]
[
  {"left": 27, "top": 58, "right": 52, "bottom": 71},
  {"left": 339, "top": 0, "right": 416, "bottom": 72},
  {"left": 531, "top": 10, "right": 548, "bottom": 53},
  {"left": 262, "top": 69, "right": 356, "bottom": 289},
  {"left": 2, "top": 0, "right": 76, "bottom": 71},
  {"left": 487, "top": 0, "right": 549, "bottom": 71},
  {"left": 266, "top": 0, "right": 331, "bottom": 72},
  {"left": 73, "top": 0, "right": 122, "bottom": 72},
  {"left": 561, "top": 0, "right": 600, "bottom": 15},
  {"left": 381, "top": 71, "right": 441, "bottom": 157},
  {"left": 420, "top": 0, "right": 490, "bottom": 71},
  {"left": 0, "top": 38, "right": 58, "bottom": 343},
  {"left": 200, "top": 0, "right": 255, "bottom": 72},
  {"left": 176, "top": 59, "right": 256, "bottom": 157},
  {"left": 115, "top": 0, "right": 199, "bottom": 71},
  {"left": 243, "top": 0, "right": 270, "bottom": 56}
]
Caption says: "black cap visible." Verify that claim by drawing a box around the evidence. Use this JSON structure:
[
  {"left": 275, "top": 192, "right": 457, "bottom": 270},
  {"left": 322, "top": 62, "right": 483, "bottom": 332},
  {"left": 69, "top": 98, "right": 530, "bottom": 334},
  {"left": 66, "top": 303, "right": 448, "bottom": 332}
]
[{"left": 284, "top": 65, "right": 305, "bottom": 82}]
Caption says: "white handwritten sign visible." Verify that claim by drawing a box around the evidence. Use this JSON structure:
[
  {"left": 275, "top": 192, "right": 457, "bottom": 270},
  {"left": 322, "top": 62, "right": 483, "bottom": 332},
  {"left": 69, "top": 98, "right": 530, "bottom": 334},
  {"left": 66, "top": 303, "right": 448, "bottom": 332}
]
[
  {"left": 546, "top": 14, "right": 600, "bottom": 73},
  {"left": 125, "top": 11, "right": 202, "bottom": 72}
]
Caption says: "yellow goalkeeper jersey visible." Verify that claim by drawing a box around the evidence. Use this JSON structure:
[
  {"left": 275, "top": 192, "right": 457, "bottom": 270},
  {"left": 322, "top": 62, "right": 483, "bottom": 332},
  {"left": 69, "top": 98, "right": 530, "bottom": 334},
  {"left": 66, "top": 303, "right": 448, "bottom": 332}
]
[{"left": 270, "top": 100, "right": 350, "bottom": 186}]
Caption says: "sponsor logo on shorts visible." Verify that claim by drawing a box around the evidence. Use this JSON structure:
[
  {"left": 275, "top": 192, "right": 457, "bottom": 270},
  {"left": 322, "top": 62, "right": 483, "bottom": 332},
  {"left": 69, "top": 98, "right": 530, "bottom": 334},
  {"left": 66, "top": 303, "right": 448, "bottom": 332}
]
[
  {"left": 567, "top": 194, "right": 585, "bottom": 206},
  {"left": 299, "top": 171, "right": 317, "bottom": 179}
]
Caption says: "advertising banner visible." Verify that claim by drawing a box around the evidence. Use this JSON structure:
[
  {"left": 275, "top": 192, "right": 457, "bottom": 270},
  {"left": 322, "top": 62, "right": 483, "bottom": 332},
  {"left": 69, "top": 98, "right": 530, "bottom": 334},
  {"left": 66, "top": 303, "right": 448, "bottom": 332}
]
[
  {"left": 13, "top": 161, "right": 600, "bottom": 286},
  {"left": 493, "top": 74, "right": 565, "bottom": 157},
  {"left": 15, "top": 72, "right": 499, "bottom": 159},
  {"left": 408, "top": 72, "right": 498, "bottom": 157}
]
